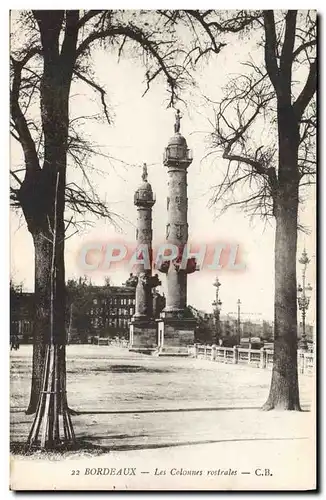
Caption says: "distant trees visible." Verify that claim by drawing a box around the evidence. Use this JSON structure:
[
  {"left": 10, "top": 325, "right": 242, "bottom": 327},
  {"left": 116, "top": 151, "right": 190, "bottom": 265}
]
[
  {"left": 104, "top": 276, "right": 112, "bottom": 287},
  {"left": 66, "top": 277, "right": 94, "bottom": 343},
  {"left": 10, "top": 280, "right": 22, "bottom": 347}
]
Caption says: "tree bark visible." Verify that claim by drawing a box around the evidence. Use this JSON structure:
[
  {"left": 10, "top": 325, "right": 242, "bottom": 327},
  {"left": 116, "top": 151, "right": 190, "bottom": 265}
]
[
  {"left": 26, "top": 231, "right": 51, "bottom": 414},
  {"left": 263, "top": 202, "right": 301, "bottom": 410},
  {"left": 263, "top": 106, "right": 301, "bottom": 410}
]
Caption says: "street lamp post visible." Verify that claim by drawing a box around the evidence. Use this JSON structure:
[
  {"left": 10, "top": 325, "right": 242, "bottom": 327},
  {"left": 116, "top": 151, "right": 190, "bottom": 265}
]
[
  {"left": 297, "top": 249, "right": 313, "bottom": 351},
  {"left": 212, "top": 277, "right": 222, "bottom": 345},
  {"left": 237, "top": 299, "right": 241, "bottom": 345}
]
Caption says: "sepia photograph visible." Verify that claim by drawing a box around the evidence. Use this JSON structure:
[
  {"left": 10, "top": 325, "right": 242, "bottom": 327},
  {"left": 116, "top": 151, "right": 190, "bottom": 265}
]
[{"left": 9, "top": 8, "right": 317, "bottom": 491}]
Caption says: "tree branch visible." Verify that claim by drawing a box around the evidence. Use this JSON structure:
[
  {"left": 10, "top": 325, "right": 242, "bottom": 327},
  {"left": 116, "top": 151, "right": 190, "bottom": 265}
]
[
  {"left": 280, "top": 10, "right": 297, "bottom": 87},
  {"left": 292, "top": 39, "right": 316, "bottom": 60},
  {"left": 263, "top": 11, "right": 280, "bottom": 94},
  {"left": 222, "top": 151, "right": 266, "bottom": 176},
  {"left": 65, "top": 183, "right": 120, "bottom": 225},
  {"left": 184, "top": 10, "right": 226, "bottom": 61},
  {"left": 10, "top": 170, "right": 23, "bottom": 185},
  {"left": 187, "top": 10, "right": 260, "bottom": 33},
  {"left": 10, "top": 129, "right": 21, "bottom": 142},
  {"left": 73, "top": 70, "right": 111, "bottom": 124},
  {"left": 293, "top": 59, "right": 317, "bottom": 119},
  {"left": 76, "top": 24, "right": 180, "bottom": 105},
  {"left": 10, "top": 50, "right": 41, "bottom": 174},
  {"left": 60, "top": 10, "right": 79, "bottom": 69},
  {"left": 77, "top": 10, "right": 102, "bottom": 29}
]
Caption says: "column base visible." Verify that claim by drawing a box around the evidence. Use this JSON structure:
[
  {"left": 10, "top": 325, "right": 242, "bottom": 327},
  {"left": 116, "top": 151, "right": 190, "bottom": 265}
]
[
  {"left": 129, "top": 318, "right": 158, "bottom": 354},
  {"left": 155, "top": 316, "right": 196, "bottom": 357}
]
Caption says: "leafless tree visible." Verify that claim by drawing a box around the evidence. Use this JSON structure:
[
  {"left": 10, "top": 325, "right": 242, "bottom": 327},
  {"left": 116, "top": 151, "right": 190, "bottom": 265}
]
[
  {"left": 9, "top": 9, "right": 208, "bottom": 426},
  {"left": 192, "top": 9, "right": 316, "bottom": 409}
]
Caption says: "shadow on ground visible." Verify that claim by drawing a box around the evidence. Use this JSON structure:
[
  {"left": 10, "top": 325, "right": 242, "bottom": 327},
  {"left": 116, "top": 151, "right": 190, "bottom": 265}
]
[
  {"left": 44, "top": 405, "right": 311, "bottom": 415},
  {"left": 10, "top": 435, "right": 309, "bottom": 457},
  {"left": 67, "top": 365, "right": 176, "bottom": 375}
]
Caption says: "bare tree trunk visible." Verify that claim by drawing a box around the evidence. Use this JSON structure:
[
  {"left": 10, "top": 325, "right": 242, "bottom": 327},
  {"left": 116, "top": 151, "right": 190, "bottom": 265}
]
[
  {"left": 26, "top": 231, "right": 51, "bottom": 414},
  {"left": 263, "top": 202, "right": 301, "bottom": 410},
  {"left": 263, "top": 111, "right": 301, "bottom": 410}
]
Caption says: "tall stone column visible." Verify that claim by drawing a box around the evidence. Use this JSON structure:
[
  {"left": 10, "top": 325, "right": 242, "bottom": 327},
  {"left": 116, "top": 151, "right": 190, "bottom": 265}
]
[
  {"left": 156, "top": 111, "right": 197, "bottom": 356},
  {"left": 129, "top": 164, "right": 160, "bottom": 353},
  {"left": 165, "top": 162, "right": 188, "bottom": 313},
  {"left": 134, "top": 176, "right": 154, "bottom": 319}
]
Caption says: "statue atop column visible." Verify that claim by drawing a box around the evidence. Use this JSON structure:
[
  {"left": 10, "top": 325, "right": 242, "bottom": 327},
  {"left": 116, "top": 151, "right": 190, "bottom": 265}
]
[
  {"left": 142, "top": 163, "right": 148, "bottom": 182},
  {"left": 174, "top": 109, "right": 182, "bottom": 134}
]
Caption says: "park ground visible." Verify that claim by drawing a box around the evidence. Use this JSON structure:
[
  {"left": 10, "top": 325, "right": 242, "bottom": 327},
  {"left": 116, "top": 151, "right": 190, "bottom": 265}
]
[{"left": 10, "top": 345, "right": 316, "bottom": 491}]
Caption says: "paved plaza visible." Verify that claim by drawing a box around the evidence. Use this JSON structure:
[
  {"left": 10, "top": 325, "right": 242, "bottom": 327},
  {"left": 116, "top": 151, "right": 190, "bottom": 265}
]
[
  {"left": 11, "top": 345, "right": 314, "bottom": 447},
  {"left": 10, "top": 345, "right": 315, "bottom": 490}
]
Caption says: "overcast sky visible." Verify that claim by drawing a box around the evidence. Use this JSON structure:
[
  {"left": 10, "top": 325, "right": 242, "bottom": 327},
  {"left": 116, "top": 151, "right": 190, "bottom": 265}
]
[{"left": 10, "top": 16, "right": 316, "bottom": 323}]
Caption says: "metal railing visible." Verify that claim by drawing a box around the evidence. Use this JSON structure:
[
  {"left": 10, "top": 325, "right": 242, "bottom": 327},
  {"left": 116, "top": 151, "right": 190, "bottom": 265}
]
[{"left": 192, "top": 344, "right": 314, "bottom": 375}]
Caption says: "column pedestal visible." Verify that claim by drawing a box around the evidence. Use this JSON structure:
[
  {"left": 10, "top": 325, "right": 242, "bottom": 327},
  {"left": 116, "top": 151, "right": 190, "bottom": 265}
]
[
  {"left": 155, "top": 312, "right": 196, "bottom": 357},
  {"left": 129, "top": 317, "right": 158, "bottom": 354}
]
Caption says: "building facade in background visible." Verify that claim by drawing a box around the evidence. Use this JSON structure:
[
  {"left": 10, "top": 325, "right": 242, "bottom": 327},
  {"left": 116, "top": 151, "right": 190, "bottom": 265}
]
[
  {"left": 10, "top": 276, "right": 166, "bottom": 343},
  {"left": 10, "top": 282, "right": 313, "bottom": 346},
  {"left": 10, "top": 287, "right": 34, "bottom": 343}
]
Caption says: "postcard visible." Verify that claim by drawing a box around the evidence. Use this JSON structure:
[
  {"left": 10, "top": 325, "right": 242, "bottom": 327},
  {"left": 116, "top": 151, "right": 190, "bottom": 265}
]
[{"left": 10, "top": 9, "right": 316, "bottom": 491}]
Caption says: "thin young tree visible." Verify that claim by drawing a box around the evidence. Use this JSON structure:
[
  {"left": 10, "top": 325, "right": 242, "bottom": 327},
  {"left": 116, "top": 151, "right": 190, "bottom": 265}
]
[
  {"left": 66, "top": 277, "right": 94, "bottom": 344},
  {"left": 185, "top": 9, "right": 316, "bottom": 409},
  {"left": 27, "top": 174, "right": 75, "bottom": 449}
]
